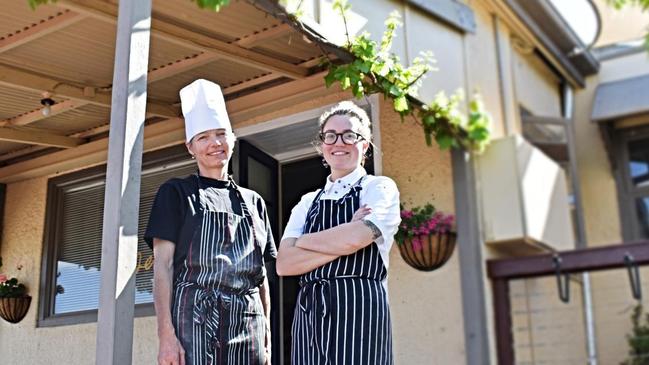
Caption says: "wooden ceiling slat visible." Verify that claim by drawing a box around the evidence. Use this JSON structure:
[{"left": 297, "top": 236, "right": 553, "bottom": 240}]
[
  {"left": 0, "top": 64, "right": 178, "bottom": 118},
  {"left": 0, "top": 10, "right": 84, "bottom": 53},
  {"left": 147, "top": 53, "right": 220, "bottom": 83},
  {"left": 0, "top": 127, "right": 84, "bottom": 148},
  {"left": 236, "top": 23, "right": 293, "bottom": 49},
  {"left": 0, "top": 99, "right": 90, "bottom": 127},
  {"left": 60, "top": 0, "right": 309, "bottom": 79}
]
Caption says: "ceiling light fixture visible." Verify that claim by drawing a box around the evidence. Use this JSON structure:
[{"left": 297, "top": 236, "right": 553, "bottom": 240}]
[{"left": 40, "top": 92, "right": 55, "bottom": 116}]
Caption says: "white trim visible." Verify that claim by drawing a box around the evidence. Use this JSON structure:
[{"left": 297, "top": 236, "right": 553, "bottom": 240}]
[
  {"left": 275, "top": 147, "right": 319, "bottom": 163},
  {"left": 235, "top": 96, "right": 382, "bottom": 169},
  {"left": 368, "top": 94, "right": 382, "bottom": 175}
]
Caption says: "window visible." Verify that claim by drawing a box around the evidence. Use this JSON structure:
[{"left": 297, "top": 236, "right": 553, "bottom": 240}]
[
  {"left": 614, "top": 126, "right": 649, "bottom": 241},
  {"left": 38, "top": 145, "right": 195, "bottom": 326}
]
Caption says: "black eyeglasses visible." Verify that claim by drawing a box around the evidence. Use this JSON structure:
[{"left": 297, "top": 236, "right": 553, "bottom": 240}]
[{"left": 319, "top": 131, "right": 364, "bottom": 145}]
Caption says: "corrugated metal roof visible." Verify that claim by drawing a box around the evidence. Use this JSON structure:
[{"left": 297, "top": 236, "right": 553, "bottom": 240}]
[
  {"left": 252, "top": 33, "right": 320, "bottom": 64},
  {"left": 148, "top": 59, "right": 269, "bottom": 103},
  {"left": 0, "top": 0, "right": 337, "bottom": 164},
  {"left": 30, "top": 104, "right": 111, "bottom": 134},
  {"left": 154, "top": 0, "right": 283, "bottom": 42},
  {"left": 0, "top": 88, "right": 48, "bottom": 120},
  {"left": 592, "top": 74, "right": 649, "bottom": 122},
  {"left": 1, "top": 2, "right": 64, "bottom": 38},
  {"left": 1, "top": 18, "right": 117, "bottom": 86}
]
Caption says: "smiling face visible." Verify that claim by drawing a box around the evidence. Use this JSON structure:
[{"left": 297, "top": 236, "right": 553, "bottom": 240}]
[
  {"left": 186, "top": 128, "right": 235, "bottom": 179},
  {"left": 321, "top": 114, "right": 369, "bottom": 180}
]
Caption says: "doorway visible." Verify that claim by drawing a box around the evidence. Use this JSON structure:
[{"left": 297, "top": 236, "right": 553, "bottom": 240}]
[{"left": 237, "top": 144, "right": 327, "bottom": 365}]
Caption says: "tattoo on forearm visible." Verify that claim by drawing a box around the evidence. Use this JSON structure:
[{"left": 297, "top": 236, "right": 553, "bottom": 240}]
[{"left": 362, "top": 220, "right": 382, "bottom": 240}]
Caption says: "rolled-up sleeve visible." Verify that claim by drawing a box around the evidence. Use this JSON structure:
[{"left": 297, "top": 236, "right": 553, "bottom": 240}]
[
  {"left": 362, "top": 177, "right": 401, "bottom": 259},
  {"left": 281, "top": 191, "right": 318, "bottom": 240}
]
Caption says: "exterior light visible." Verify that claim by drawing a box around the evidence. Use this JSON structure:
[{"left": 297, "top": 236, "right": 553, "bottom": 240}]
[{"left": 40, "top": 93, "right": 55, "bottom": 116}]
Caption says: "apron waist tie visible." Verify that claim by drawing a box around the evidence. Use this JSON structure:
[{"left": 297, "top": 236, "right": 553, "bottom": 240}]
[
  {"left": 182, "top": 283, "right": 259, "bottom": 365},
  {"left": 298, "top": 276, "right": 380, "bottom": 347}
]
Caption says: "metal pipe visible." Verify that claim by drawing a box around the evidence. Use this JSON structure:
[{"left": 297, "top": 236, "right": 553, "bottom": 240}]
[
  {"left": 562, "top": 83, "right": 598, "bottom": 365},
  {"left": 492, "top": 15, "right": 514, "bottom": 136}
]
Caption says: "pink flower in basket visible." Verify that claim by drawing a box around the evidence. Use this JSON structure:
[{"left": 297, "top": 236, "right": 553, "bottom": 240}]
[{"left": 396, "top": 204, "right": 455, "bottom": 252}]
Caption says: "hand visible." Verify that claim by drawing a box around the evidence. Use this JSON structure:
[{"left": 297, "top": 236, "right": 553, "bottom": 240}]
[
  {"left": 264, "top": 320, "right": 271, "bottom": 365},
  {"left": 158, "top": 333, "right": 186, "bottom": 365},
  {"left": 351, "top": 204, "right": 372, "bottom": 222}
]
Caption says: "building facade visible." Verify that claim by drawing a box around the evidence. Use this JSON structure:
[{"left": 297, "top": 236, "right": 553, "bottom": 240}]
[{"left": 0, "top": 0, "right": 648, "bottom": 364}]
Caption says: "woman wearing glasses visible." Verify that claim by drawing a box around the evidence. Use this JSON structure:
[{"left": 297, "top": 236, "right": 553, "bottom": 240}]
[{"left": 277, "top": 101, "right": 401, "bottom": 364}]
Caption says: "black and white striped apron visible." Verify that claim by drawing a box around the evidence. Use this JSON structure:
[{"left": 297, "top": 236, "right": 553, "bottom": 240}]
[
  {"left": 172, "top": 176, "right": 267, "bottom": 365},
  {"left": 291, "top": 176, "right": 393, "bottom": 365}
]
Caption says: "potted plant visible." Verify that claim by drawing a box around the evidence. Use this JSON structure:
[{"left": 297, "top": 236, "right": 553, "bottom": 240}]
[
  {"left": 395, "top": 204, "right": 457, "bottom": 272},
  {"left": 0, "top": 257, "right": 31, "bottom": 324}
]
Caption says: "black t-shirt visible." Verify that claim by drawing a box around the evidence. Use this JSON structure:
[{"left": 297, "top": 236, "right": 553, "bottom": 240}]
[{"left": 144, "top": 175, "right": 277, "bottom": 263}]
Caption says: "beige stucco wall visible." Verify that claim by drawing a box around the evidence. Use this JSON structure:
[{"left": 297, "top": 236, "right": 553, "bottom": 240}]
[
  {"left": 510, "top": 277, "right": 589, "bottom": 364},
  {"left": 0, "top": 177, "right": 158, "bottom": 364},
  {"left": 572, "top": 50, "right": 649, "bottom": 364},
  {"left": 573, "top": 72, "right": 622, "bottom": 247},
  {"left": 380, "top": 97, "right": 465, "bottom": 365},
  {"left": 512, "top": 48, "right": 562, "bottom": 118}
]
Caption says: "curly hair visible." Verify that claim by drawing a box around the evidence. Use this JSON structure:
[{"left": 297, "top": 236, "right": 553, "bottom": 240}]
[{"left": 318, "top": 101, "right": 372, "bottom": 142}]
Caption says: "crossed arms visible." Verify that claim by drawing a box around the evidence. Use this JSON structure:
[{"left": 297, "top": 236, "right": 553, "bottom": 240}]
[{"left": 276, "top": 206, "right": 381, "bottom": 276}]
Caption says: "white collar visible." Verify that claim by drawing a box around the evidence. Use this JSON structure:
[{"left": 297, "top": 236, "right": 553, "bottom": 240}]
[{"left": 323, "top": 166, "right": 367, "bottom": 194}]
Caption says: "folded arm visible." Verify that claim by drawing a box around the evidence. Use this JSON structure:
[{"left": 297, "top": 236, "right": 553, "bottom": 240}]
[
  {"left": 294, "top": 219, "right": 381, "bottom": 255},
  {"left": 276, "top": 237, "right": 339, "bottom": 276},
  {"left": 276, "top": 206, "right": 379, "bottom": 276}
]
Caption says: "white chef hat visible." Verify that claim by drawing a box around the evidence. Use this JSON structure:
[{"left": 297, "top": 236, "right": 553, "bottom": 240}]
[{"left": 179, "top": 79, "right": 232, "bottom": 143}]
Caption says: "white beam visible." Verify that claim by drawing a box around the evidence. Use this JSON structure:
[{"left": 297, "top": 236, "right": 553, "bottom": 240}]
[
  {"left": 235, "top": 23, "right": 293, "bottom": 48},
  {"left": 0, "top": 10, "right": 83, "bottom": 53},
  {"left": 147, "top": 52, "right": 219, "bottom": 83},
  {"left": 0, "top": 72, "right": 331, "bottom": 181},
  {"left": 0, "top": 127, "right": 84, "bottom": 148},
  {"left": 95, "top": 0, "right": 151, "bottom": 364},
  {"left": 0, "top": 64, "right": 177, "bottom": 118},
  {"left": 0, "top": 99, "right": 89, "bottom": 127},
  {"left": 223, "top": 57, "right": 324, "bottom": 96}
]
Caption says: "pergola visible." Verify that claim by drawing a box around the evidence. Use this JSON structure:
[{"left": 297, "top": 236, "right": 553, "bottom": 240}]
[
  {"left": 0, "top": 1, "right": 345, "bottom": 363},
  {"left": 488, "top": 240, "right": 649, "bottom": 364},
  {"left": 0, "top": 0, "right": 349, "bottom": 181}
]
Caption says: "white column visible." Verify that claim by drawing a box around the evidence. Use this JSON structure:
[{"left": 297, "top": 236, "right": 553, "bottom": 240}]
[{"left": 95, "top": 0, "right": 152, "bottom": 364}]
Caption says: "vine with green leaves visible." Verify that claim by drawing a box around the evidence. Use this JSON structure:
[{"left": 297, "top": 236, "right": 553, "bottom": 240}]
[
  {"left": 323, "top": 0, "right": 490, "bottom": 151},
  {"left": 27, "top": 0, "right": 492, "bottom": 150}
]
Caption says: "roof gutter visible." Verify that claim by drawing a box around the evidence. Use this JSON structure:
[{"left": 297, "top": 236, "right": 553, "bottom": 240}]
[{"left": 504, "top": 0, "right": 600, "bottom": 88}]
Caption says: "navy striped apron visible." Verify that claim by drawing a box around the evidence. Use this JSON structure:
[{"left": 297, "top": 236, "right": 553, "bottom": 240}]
[
  {"left": 172, "top": 176, "right": 267, "bottom": 365},
  {"left": 291, "top": 176, "right": 393, "bottom": 365}
]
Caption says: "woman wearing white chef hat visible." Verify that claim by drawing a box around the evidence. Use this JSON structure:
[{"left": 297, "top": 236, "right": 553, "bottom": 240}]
[{"left": 145, "top": 79, "right": 276, "bottom": 365}]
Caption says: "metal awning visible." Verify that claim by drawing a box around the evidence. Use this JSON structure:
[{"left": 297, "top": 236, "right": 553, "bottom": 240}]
[{"left": 592, "top": 74, "right": 649, "bottom": 122}]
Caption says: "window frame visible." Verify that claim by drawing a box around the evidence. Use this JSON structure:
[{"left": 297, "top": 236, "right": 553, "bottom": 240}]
[
  {"left": 612, "top": 124, "right": 649, "bottom": 242},
  {"left": 38, "top": 145, "right": 190, "bottom": 327}
]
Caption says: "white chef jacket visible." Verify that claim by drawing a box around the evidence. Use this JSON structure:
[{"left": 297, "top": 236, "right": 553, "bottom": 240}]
[{"left": 281, "top": 166, "right": 401, "bottom": 269}]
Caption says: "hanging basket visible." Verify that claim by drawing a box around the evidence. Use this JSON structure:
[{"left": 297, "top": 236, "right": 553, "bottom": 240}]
[
  {"left": 0, "top": 296, "right": 32, "bottom": 324},
  {"left": 397, "top": 232, "right": 457, "bottom": 272}
]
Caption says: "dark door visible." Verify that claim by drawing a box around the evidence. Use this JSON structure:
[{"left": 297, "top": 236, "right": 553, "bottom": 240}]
[
  {"left": 236, "top": 139, "right": 281, "bottom": 365},
  {"left": 278, "top": 155, "right": 374, "bottom": 364}
]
